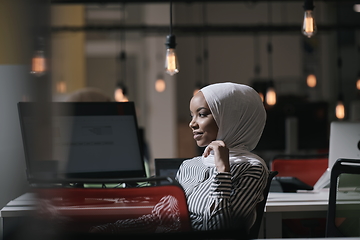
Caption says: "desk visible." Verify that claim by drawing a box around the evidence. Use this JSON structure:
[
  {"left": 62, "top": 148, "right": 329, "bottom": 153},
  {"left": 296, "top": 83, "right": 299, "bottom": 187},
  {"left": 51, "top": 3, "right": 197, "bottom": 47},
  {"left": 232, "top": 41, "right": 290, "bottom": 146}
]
[
  {"left": 2, "top": 190, "right": 359, "bottom": 239},
  {"left": 3, "top": 191, "right": 327, "bottom": 239},
  {"left": 264, "top": 190, "right": 330, "bottom": 238},
  {"left": 1, "top": 191, "right": 328, "bottom": 239},
  {"left": 264, "top": 189, "right": 360, "bottom": 238},
  {"left": 0, "top": 190, "right": 182, "bottom": 239},
  {"left": 0, "top": 192, "right": 36, "bottom": 239}
]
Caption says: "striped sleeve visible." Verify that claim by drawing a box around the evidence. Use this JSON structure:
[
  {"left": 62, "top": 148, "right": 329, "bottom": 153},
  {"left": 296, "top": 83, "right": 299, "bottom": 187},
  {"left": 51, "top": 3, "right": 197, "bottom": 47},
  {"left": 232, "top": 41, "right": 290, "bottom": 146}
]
[
  {"left": 206, "top": 163, "right": 268, "bottom": 231},
  {"left": 210, "top": 172, "right": 232, "bottom": 198},
  {"left": 175, "top": 157, "right": 268, "bottom": 232}
]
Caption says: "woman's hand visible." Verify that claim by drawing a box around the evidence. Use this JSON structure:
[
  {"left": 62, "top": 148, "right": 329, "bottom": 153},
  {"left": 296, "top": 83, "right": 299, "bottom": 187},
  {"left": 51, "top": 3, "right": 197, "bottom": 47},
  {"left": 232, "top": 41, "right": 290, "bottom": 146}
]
[{"left": 203, "top": 140, "right": 230, "bottom": 173}]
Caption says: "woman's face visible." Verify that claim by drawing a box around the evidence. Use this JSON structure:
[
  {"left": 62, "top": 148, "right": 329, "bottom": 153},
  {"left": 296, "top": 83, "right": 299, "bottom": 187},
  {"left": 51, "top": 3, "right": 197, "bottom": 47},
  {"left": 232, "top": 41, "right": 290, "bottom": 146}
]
[{"left": 189, "top": 91, "right": 219, "bottom": 147}]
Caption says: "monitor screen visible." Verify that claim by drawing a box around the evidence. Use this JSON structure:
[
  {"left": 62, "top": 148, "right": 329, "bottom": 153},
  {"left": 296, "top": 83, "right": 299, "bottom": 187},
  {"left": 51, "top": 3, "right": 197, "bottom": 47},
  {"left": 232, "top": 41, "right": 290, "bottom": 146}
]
[
  {"left": 155, "top": 158, "right": 185, "bottom": 178},
  {"left": 328, "top": 121, "right": 360, "bottom": 169},
  {"left": 256, "top": 100, "right": 329, "bottom": 151},
  {"left": 18, "top": 102, "right": 146, "bottom": 182}
]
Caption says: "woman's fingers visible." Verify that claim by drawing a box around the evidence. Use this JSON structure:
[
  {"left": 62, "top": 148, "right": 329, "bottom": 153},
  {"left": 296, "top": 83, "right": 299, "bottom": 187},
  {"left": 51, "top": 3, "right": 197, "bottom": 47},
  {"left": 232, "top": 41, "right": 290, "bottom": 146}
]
[
  {"left": 202, "top": 146, "right": 211, "bottom": 157},
  {"left": 203, "top": 140, "right": 227, "bottom": 157}
]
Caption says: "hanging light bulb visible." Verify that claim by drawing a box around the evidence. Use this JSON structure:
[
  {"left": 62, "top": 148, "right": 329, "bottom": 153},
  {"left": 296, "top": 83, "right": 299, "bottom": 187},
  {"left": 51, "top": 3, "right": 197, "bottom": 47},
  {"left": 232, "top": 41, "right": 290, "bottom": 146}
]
[
  {"left": 115, "top": 82, "right": 129, "bottom": 102},
  {"left": 165, "top": 35, "right": 179, "bottom": 76},
  {"left": 336, "top": 95, "right": 345, "bottom": 120},
  {"left": 31, "top": 37, "right": 46, "bottom": 77},
  {"left": 265, "top": 81, "right": 276, "bottom": 106},
  {"left": 56, "top": 81, "right": 67, "bottom": 93},
  {"left": 114, "top": 4, "right": 129, "bottom": 102},
  {"left": 357, "top": 75, "right": 360, "bottom": 90},
  {"left": 266, "top": 87, "right": 277, "bottom": 106},
  {"left": 31, "top": 50, "right": 46, "bottom": 76},
  {"left": 302, "top": 0, "right": 317, "bottom": 38},
  {"left": 115, "top": 89, "right": 129, "bottom": 102},
  {"left": 165, "top": 2, "right": 179, "bottom": 76},
  {"left": 155, "top": 79, "right": 166, "bottom": 93},
  {"left": 306, "top": 73, "right": 317, "bottom": 88},
  {"left": 155, "top": 75, "right": 166, "bottom": 93}
]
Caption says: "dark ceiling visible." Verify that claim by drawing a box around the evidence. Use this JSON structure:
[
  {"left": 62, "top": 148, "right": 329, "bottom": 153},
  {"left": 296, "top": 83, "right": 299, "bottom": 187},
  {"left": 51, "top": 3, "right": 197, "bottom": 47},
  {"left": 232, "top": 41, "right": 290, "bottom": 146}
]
[{"left": 50, "top": 0, "right": 360, "bottom": 35}]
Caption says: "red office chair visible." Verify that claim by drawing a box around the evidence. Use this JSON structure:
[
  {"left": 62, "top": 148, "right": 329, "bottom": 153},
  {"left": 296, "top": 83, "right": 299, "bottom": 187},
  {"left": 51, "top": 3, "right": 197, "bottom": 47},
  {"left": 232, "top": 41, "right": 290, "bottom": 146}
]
[
  {"left": 31, "top": 177, "right": 191, "bottom": 237},
  {"left": 271, "top": 154, "right": 328, "bottom": 187},
  {"left": 271, "top": 154, "right": 329, "bottom": 238}
]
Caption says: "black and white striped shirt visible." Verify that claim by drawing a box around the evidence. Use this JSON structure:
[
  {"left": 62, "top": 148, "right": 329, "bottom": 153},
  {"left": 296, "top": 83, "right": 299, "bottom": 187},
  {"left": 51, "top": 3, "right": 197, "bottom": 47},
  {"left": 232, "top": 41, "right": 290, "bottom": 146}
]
[{"left": 175, "top": 156, "right": 268, "bottom": 232}]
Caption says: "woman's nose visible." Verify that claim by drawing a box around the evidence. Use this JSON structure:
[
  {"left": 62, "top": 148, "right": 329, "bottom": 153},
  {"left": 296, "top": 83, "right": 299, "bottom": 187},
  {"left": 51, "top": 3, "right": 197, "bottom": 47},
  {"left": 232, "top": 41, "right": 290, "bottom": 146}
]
[{"left": 189, "top": 118, "right": 197, "bottom": 129}]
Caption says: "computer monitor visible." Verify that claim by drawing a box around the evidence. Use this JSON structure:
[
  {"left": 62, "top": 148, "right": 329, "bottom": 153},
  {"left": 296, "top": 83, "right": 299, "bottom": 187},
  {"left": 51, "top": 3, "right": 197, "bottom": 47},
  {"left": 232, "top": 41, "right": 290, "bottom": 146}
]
[
  {"left": 18, "top": 102, "right": 146, "bottom": 183},
  {"left": 313, "top": 121, "right": 360, "bottom": 191},
  {"left": 328, "top": 121, "right": 360, "bottom": 169},
  {"left": 155, "top": 158, "right": 186, "bottom": 178},
  {"left": 256, "top": 99, "right": 329, "bottom": 151}
]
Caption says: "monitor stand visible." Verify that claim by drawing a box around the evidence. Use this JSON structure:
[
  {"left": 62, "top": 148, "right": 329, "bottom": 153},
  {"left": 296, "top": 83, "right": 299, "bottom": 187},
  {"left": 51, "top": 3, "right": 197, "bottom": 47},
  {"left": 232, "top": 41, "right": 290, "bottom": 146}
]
[{"left": 313, "top": 168, "right": 331, "bottom": 191}]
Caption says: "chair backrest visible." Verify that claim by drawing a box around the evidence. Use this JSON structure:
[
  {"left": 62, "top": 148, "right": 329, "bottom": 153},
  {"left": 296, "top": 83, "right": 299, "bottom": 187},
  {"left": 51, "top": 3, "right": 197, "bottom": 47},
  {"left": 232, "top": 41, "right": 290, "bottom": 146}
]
[
  {"left": 34, "top": 177, "right": 191, "bottom": 235},
  {"left": 248, "top": 170, "right": 278, "bottom": 239},
  {"left": 271, "top": 154, "right": 328, "bottom": 186},
  {"left": 155, "top": 158, "right": 186, "bottom": 178},
  {"left": 325, "top": 158, "right": 360, "bottom": 237}
]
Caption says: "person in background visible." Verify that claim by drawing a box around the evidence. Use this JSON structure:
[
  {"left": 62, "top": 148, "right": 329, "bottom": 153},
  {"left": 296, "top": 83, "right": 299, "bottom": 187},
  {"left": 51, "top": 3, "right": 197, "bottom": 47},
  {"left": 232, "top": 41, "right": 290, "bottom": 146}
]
[{"left": 176, "top": 82, "right": 269, "bottom": 233}]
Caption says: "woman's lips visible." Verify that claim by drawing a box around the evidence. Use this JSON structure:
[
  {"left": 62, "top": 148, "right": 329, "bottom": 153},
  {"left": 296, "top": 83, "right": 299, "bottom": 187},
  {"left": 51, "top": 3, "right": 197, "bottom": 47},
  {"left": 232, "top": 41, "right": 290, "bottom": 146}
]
[{"left": 193, "top": 133, "right": 202, "bottom": 140}]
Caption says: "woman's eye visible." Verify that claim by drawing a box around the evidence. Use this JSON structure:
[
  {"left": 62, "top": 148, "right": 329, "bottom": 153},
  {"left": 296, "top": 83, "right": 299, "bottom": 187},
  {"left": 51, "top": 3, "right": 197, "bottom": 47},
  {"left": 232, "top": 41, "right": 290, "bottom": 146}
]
[{"left": 199, "top": 113, "right": 206, "bottom": 117}]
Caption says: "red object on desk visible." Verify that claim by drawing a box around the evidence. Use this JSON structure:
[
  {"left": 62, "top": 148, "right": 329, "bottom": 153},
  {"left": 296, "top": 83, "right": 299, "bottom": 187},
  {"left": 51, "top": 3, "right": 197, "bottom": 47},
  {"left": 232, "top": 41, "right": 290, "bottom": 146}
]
[
  {"left": 35, "top": 184, "right": 191, "bottom": 234},
  {"left": 271, "top": 155, "right": 329, "bottom": 238},
  {"left": 271, "top": 156, "right": 328, "bottom": 187}
]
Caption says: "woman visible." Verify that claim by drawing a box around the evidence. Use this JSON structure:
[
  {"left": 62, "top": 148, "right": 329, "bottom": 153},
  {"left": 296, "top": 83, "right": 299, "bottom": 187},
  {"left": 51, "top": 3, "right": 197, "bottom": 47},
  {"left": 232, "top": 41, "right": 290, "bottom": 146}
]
[
  {"left": 90, "top": 82, "right": 268, "bottom": 235},
  {"left": 176, "top": 82, "right": 269, "bottom": 232}
]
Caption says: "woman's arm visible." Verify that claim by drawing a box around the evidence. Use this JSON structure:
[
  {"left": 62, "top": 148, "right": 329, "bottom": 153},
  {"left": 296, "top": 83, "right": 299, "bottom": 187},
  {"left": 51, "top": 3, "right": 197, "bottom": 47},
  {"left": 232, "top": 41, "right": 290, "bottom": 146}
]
[{"left": 206, "top": 164, "right": 267, "bottom": 231}]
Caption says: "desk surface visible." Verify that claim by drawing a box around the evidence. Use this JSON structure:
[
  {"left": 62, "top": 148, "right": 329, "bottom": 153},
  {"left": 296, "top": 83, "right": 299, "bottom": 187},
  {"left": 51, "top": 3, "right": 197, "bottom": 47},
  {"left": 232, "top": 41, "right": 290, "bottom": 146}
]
[
  {"left": 0, "top": 193, "right": 37, "bottom": 218},
  {"left": 266, "top": 189, "right": 360, "bottom": 212},
  {"left": 0, "top": 190, "right": 333, "bottom": 218},
  {"left": 265, "top": 190, "right": 330, "bottom": 212},
  {"left": 3, "top": 190, "right": 360, "bottom": 217},
  {"left": 3, "top": 190, "right": 360, "bottom": 239}
]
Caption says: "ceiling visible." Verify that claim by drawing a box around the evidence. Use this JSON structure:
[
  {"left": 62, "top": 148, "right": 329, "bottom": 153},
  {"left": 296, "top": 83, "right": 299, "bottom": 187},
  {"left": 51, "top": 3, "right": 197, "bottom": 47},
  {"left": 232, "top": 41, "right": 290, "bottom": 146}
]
[{"left": 51, "top": 0, "right": 360, "bottom": 35}]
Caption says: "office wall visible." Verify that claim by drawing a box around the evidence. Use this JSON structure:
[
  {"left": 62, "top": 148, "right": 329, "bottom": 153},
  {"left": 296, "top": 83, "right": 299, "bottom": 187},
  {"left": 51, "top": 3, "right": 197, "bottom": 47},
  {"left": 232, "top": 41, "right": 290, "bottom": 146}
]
[
  {"left": 0, "top": 1, "right": 34, "bottom": 208},
  {"left": 175, "top": 2, "right": 339, "bottom": 122},
  {"left": 173, "top": 2, "right": 360, "bottom": 160},
  {"left": 51, "top": 5, "right": 86, "bottom": 94},
  {"left": 141, "top": 5, "right": 177, "bottom": 173},
  {"left": 51, "top": 2, "right": 360, "bottom": 166}
]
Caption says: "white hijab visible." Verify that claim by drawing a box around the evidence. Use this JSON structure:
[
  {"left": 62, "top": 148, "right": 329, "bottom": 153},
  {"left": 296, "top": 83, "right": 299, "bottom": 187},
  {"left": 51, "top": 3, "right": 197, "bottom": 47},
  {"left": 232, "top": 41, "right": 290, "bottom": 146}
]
[{"left": 200, "top": 82, "right": 267, "bottom": 167}]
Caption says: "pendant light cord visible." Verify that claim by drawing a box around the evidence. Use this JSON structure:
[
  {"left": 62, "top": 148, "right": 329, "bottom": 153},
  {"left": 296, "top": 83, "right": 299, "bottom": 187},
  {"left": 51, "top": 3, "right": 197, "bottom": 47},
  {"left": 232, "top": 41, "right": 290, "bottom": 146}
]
[
  {"left": 267, "top": 1, "right": 273, "bottom": 80},
  {"left": 170, "top": 1, "right": 173, "bottom": 35},
  {"left": 336, "top": 2, "right": 342, "bottom": 99},
  {"left": 254, "top": 33, "right": 261, "bottom": 77},
  {"left": 337, "top": 50, "right": 342, "bottom": 97},
  {"left": 202, "top": 3, "right": 209, "bottom": 85},
  {"left": 120, "top": 3, "right": 126, "bottom": 84}
]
